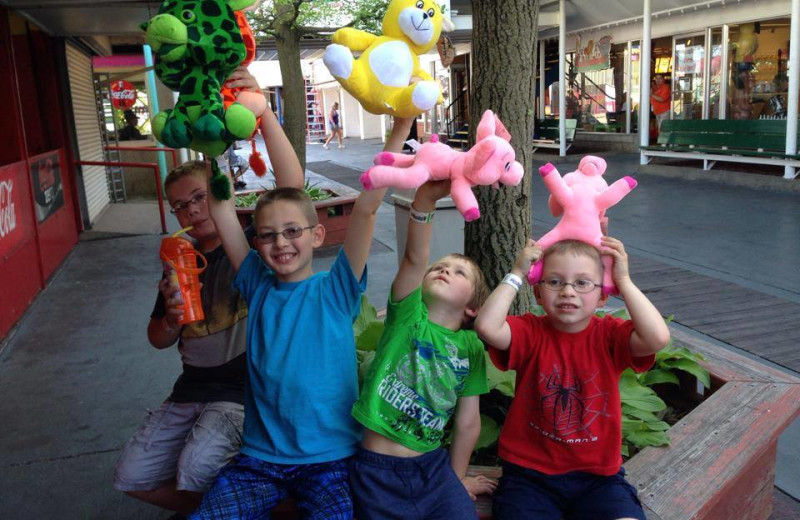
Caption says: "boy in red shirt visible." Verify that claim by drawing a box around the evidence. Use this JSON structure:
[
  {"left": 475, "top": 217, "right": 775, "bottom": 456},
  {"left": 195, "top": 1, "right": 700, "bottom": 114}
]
[{"left": 475, "top": 238, "right": 670, "bottom": 520}]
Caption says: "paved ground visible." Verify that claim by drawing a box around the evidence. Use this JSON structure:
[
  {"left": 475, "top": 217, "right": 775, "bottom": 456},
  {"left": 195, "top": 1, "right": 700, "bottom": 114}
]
[{"left": 1, "top": 135, "right": 798, "bottom": 518}]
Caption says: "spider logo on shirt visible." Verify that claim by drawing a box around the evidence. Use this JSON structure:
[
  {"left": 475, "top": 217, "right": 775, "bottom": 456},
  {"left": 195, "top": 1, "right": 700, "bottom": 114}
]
[{"left": 537, "top": 366, "right": 609, "bottom": 437}]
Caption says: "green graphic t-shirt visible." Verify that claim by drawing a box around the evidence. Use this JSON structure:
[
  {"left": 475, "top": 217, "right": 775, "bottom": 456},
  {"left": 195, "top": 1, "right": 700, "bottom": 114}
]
[{"left": 352, "top": 287, "right": 488, "bottom": 452}]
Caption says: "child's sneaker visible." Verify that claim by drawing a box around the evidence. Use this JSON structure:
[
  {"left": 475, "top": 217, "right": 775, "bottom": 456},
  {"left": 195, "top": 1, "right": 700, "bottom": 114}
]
[
  {"left": 338, "top": 144, "right": 346, "bottom": 149},
  {"left": 323, "top": 143, "right": 329, "bottom": 149}
]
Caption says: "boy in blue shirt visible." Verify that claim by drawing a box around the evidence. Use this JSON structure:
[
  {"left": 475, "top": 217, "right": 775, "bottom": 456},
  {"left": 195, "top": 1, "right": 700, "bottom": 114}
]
[{"left": 189, "top": 118, "right": 414, "bottom": 519}]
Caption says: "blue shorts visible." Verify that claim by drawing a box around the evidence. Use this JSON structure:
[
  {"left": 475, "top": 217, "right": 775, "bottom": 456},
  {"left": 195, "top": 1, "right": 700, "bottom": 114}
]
[
  {"left": 188, "top": 453, "right": 353, "bottom": 520},
  {"left": 349, "top": 447, "right": 477, "bottom": 520},
  {"left": 492, "top": 461, "right": 645, "bottom": 520}
]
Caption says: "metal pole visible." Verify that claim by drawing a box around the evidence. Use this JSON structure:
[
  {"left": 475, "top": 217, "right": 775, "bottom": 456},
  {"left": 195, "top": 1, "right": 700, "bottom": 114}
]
[
  {"left": 559, "top": 0, "right": 566, "bottom": 157},
  {"left": 720, "top": 24, "right": 729, "bottom": 119},
  {"left": 639, "top": 0, "right": 652, "bottom": 164},
  {"left": 539, "top": 40, "right": 545, "bottom": 119},
  {"left": 785, "top": 0, "right": 800, "bottom": 179},
  {"left": 702, "top": 28, "right": 711, "bottom": 120},
  {"left": 143, "top": 44, "right": 170, "bottom": 189},
  {"left": 626, "top": 40, "right": 632, "bottom": 133}
]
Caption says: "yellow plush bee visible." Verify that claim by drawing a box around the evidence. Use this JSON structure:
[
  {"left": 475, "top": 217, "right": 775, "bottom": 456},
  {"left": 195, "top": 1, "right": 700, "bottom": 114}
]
[{"left": 323, "top": 0, "right": 454, "bottom": 118}]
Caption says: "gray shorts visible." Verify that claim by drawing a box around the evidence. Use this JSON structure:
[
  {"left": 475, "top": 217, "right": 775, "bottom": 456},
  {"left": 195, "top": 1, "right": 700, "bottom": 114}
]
[{"left": 113, "top": 400, "right": 244, "bottom": 493}]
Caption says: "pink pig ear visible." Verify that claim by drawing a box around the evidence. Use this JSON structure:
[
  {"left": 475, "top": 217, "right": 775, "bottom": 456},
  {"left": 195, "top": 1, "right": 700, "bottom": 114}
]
[
  {"left": 493, "top": 116, "right": 512, "bottom": 142},
  {"left": 476, "top": 110, "right": 496, "bottom": 141},
  {"left": 471, "top": 138, "right": 497, "bottom": 167}
]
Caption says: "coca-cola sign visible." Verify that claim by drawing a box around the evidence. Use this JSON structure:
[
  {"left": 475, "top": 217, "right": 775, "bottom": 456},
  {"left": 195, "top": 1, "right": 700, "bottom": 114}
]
[
  {"left": 0, "top": 162, "right": 29, "bottom": 259},
  {"left": 110, "top": 80, "right": 137, "bottom": 110}
]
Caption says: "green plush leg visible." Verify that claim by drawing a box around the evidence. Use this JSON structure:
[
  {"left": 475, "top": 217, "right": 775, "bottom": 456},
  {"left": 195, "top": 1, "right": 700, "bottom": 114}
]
[
  {"left": 162, "top": 110, "right": 192, "bottom": 148},
  {"left": 225, "top": 103, "right": 257, "bottom": 140},
  {"left": 152, "top": 110, "right": 170, "bottom": 143},
  {"left": 209, "top": 160, "right": 232, "bottom": 201},
  {"left": 194, "top": 113, "right": 226, "bottom": 141}
]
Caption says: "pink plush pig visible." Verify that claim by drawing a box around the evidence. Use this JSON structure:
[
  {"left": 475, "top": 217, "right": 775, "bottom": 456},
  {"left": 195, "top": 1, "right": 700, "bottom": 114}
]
[
  {"left": 527, "top": 156, "right": 637, "bottom": 296},
  {"left": 359, "top": 110, "right": 524, "bottom": 221}
]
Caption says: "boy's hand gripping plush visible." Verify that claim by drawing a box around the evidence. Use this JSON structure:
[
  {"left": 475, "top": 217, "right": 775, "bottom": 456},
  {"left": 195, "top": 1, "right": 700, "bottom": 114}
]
[
  {"left": 141, "top": 0, "right": 260, "bottom": 199},
  {"left": 526, "top": 156, "right": 637, "bottom": 296},
  {"left": 322, "top": 0, "right": 454, "bottom": 118},
  {"left": 359, "top": 110, "right": 524, "bottom": 221}
]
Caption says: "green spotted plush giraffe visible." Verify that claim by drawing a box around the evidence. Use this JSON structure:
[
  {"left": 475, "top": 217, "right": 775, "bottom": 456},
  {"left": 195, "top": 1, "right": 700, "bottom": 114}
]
[{"left": 142, "top": 0, "right": 257, "bottom": 200}]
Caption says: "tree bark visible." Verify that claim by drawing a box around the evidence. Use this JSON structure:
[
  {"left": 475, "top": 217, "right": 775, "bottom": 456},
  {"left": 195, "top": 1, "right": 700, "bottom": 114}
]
[
  {"left": 275, "top": 7, "right": 307, "bottom": 171},
  {"left": 467, "top": 0, "right": 539, "bottom": 313}
]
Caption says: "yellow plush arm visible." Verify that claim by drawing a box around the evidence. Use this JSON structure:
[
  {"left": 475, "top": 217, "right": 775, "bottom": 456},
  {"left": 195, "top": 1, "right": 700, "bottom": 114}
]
[
  {"left": 331, "top": 28, "right": 378, "bottom": 52},
  {"left": 412, "top": 66, "right": 434, "bottom": 82}
]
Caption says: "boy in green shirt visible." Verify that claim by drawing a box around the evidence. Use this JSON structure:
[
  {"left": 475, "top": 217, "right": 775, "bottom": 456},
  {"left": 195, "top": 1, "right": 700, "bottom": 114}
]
[{"left": 350, "top": 180, "right": 496, "bottom": 519}]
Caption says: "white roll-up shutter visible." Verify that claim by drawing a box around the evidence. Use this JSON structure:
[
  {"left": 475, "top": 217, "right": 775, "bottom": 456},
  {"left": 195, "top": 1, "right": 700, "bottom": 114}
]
[{"left": 65, "top": 43, "right": 108, "bottom": 224}]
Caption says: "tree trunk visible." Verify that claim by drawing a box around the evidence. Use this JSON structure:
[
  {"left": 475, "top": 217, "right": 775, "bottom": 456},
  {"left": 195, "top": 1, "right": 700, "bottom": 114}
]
[
  {"left": 275, "top": 17, "right": 307, "bottom": 171},
  {"left": 467, "top": 0, "right": 539, "bottom": 313}
]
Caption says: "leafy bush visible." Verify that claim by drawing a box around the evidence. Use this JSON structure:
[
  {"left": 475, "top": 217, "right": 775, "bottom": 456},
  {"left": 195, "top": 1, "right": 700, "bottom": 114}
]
[{"left": 234, "top": 179, "right": 333, "bottom": 208}]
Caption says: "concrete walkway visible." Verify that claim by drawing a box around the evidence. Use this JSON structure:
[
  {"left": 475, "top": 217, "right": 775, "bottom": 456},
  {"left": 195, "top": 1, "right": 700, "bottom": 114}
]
[{"left": 0, "top": 136, "right": 798, "bottom": 518}]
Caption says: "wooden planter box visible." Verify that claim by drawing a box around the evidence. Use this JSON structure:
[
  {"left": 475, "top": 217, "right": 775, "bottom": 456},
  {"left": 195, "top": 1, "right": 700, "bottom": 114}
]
[
  {"left": 469, "top": 327, "right": 800, "bottom": 519},
  {"left": 235, "top": 185, "right": 359, "bottom": 248}
]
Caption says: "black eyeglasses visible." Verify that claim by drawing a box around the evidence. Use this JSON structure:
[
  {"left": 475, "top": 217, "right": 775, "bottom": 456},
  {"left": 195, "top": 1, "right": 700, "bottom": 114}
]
[
  {"left": 538, "top": 277, "right": 601, "bottom": 293},
  {"left": 170, "top": 191, "right": 207, "bottom": 214},
  {"left": 255, "top": 226, "right": 315, "bottom": 244}
]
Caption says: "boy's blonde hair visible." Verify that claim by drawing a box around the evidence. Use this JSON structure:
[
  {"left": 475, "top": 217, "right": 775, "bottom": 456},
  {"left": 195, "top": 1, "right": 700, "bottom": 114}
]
[
  {"left": 255, "top": 187, "right": 319, "bottom": 227},
  {"left": 543, "top": 240, "right": 603, "bottom": 275},
  {"left": 163, "top": 160, "right": 206, "bottom": 193},
  {"left": 426, "top": 253, "right": 490, "bottom": 312}
]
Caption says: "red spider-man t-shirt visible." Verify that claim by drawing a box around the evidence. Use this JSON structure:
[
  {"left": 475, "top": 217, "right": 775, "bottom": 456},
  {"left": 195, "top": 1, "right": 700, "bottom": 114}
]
[{"left": 489, "top": 314, "right": 654, "bottom": 476}]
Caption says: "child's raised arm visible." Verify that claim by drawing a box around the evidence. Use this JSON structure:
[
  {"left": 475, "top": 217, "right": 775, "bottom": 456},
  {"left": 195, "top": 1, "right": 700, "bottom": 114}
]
[
  {"left": 601, "top": 236, "right": 670, "bottom": 356},
  {"left": 475, "top": 239, "right": 542, "bottom": 350},
  {"left": 224, "top": 66, "right": 303, "bottom": 190},
  {"left": 391, "top": 179, "right": 451, "bottom": 301},
  {"left": 342, "top": 117, "right": 414, "bottom": 280},
  {"left": 206, "top": 165, "right": 249, "bottom": 271}
]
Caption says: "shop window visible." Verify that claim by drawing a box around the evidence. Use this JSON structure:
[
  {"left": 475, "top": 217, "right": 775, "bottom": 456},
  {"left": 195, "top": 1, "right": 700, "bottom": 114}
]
[{"left": 727, "top": 18, "right": 790, "bottom": 120}]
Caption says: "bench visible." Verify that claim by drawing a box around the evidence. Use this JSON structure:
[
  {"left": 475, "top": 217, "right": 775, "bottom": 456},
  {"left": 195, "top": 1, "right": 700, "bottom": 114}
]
[
  {"left": 641, "top": 119, "right": 800, "bottom": 171},
  {"left": 467, "top": 326, "right": 800, "bottom": 519},
  {"left": 533, "top": 119, "right": 577, "bottom": 153}
]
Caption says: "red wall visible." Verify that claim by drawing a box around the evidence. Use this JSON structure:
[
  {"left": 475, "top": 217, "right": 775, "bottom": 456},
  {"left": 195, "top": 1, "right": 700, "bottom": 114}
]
[{"left": 0, "top": 9, "right": 79, "bottom": 338}]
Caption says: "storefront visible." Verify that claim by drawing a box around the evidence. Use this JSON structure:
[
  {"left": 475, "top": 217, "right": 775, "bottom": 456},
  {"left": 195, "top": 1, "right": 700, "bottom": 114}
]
[{"left": 551, "top": 0, "right": 794, "bottom": 132}]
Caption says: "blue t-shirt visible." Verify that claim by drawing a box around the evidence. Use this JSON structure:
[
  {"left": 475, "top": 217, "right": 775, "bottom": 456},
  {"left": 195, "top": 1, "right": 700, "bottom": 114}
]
[{"left": 234, "top": 249, "right": 367, "bottom": 464}]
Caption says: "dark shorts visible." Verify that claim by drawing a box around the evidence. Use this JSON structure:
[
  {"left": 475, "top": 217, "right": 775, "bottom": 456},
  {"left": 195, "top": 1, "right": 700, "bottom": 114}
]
[
  {"left": 492, "top": 461, "right": 645, "bottom": 520},
  {"left": 188, "top": 453, "right": 353, "bottom": 520},
  {"left": 349, "top": 447, "right": 477, "bottom": 520}
]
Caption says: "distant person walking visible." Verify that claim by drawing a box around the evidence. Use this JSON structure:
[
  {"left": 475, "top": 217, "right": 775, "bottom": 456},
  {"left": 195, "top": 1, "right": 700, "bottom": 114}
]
[
  {"left": 650, "top": 75, "right": 671, "bottom": 130},
  {"left": 323, "top": 102, "right": 344, "bottom": 149}
]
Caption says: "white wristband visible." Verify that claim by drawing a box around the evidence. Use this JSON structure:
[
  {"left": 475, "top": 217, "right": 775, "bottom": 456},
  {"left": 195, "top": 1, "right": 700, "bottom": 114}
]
[
  {"left": 502, "top": 273, "right": 523, "bottom": 292},
  {"left": 409, "top": 206, "right": 435, "bottom": 224}
]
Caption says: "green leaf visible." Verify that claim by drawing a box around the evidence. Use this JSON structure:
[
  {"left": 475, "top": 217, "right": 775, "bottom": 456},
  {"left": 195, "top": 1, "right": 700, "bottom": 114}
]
[
  {"left": 620, "top": 370, "right": 667, "bottom": 412},
  {"left": 627, "top": 429, "right": 670, "bottom": 448},
  {"left": 355, "top": 321, "right": 384, "bottom": 351},
  {"left": 353, "top": 295, "right": 380, "bottom": 338},
  {"left": 659, "top": 358, "right": 711, "bottom": 389},
  {"left": 484, "top": 351, "right": 516, "bottom": 397},
  {"left": 475, "top": 414, "right": 501, "bottom": 450},
  {"left": 357, "top": 349, "right": 375, "bottom": 388},
  {"left": 622, "top": 405, "right": 661, "bottom": 423},
  {"left": 621, "top": 442, "right": 630, "bottom": 457},
  {"left": 640, "top": 369, "right": 680, "bottom": 387}
]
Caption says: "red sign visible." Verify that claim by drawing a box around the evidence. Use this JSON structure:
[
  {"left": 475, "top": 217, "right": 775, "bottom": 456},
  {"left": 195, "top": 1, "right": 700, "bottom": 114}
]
[
  {"left": 110, "top": 80, "right": 137, "bottom": 110},
  {"left": 0, "top": 162, "right": 29, "bottom": 259}
]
